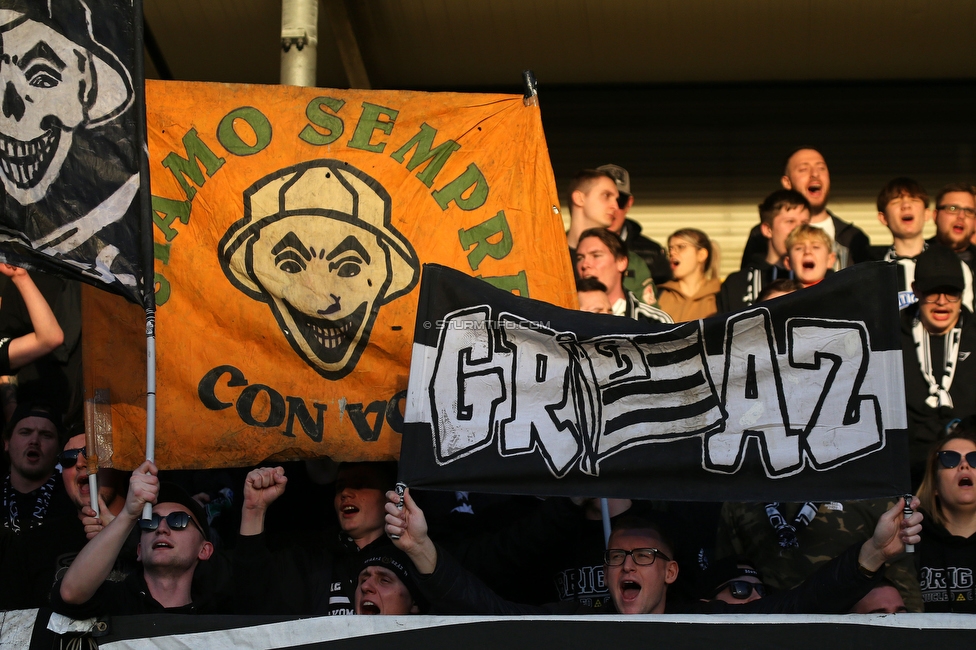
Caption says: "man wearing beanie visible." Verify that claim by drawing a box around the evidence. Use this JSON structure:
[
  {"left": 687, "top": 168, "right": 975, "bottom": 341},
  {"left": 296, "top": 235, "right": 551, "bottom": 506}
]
[
  {"left": 902, "top": 245, "right": 976, "bottom": 487},
  {"left": 696, "top": 557, "right": 766, "bottom": 604},
  {"left": 2, "top": 402, "right": 70, "bottom": 533},
  {"left": 0, "top": 402, "right": 82, "bottom": 609},
  {"left": 52, "top": 460, "right": 221, "bottom": 616},
  {"left": 355, "top": 547, "right": 426, "bottom": 615}
]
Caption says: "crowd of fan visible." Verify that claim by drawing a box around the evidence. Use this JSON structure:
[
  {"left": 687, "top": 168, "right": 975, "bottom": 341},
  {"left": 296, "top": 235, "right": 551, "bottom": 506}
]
[{"left": 0, "top": 148, "right": 974, "bottom": 624}]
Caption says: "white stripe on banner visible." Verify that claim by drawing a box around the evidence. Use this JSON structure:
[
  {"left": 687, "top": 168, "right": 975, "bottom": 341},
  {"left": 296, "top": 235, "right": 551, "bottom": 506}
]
[
  {"left": 91, "top": 613, "right": 976, "bottom": 649},
  {"left": 0, "top": 608, "right": 39, "bottom": 649}
]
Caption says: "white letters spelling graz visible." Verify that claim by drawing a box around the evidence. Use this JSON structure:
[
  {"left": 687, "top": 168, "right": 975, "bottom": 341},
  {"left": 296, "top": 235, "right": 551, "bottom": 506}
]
[{"left": 427, "top": 306, "right": 887, "bottom": 479}]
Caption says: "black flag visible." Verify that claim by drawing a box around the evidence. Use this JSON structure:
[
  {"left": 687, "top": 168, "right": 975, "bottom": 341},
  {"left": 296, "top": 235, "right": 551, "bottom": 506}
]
[
  {"left": 400, "top": 262, "right": 910, "bottom": 502},
  {"left": 0, "top": 0, "right": 144, "bottom": 302}
]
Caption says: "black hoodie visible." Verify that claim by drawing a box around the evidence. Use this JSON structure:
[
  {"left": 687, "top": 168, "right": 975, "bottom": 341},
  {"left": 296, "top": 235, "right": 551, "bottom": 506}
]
[{"left": 916, "top": 515, "right": 976, "bottom": 613}]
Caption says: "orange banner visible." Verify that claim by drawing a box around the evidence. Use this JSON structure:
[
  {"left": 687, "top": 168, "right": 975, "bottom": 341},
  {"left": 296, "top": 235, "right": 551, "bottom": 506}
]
[{"left": 83, "top": 80, "right": 575, "bottom": 470}]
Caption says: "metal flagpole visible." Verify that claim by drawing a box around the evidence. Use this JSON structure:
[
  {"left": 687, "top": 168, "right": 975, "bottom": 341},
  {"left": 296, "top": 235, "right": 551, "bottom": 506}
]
[
  {"left": 600, "top": 498, "right": 611, "bottom": 547},
  {"left": 134, "top": 0, "right": 157, "bottom": 520},
  {"left": 85, "top": 404, "right": 99, "bottom": 516},
  {"left": 522, "top": 70, "right": 538, "bottom": 107},
  {"left": 280, "top": 0, "right": 318, "bottom": 87}
]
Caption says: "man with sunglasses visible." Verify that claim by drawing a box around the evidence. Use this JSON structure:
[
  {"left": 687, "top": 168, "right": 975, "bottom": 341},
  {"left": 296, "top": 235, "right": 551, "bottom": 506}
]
[
  {"left": 696, "top": 557, "right": 766, "bottom": 605},
  {"left": 902, "top": 245, "right": 976, "bottom": 487},
  {"left": 52, "top": 460, "right": 219, "bottom": 616},
  {"left": 60, "top": 433, "right": 127, "bottom": 537},
  {"left": 598, "top": 164, "right": 669, "bottom": 294},
  {"left": 44, "top": 434, "right": 135, "bottom": 599},
  {"left": 384, "top": 488, "right": 922, "bottom": 615}
]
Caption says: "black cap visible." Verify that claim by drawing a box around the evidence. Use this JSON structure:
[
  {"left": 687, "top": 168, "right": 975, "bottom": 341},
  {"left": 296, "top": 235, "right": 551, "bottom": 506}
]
[
  {"left": 696, "top": 557, "right": 762, "bottom": 599},
  {"left": 359, "top": 545, "right": 427, "bottom": 612},
  {"left": 914, "top": 245, "right": 965, "bottom": 295},
  {"left": 336, "top": 461, "right": 398, "bottom": 492},
  {"left": 4, "top": 402, "right": 63, "bottom": 442},
  {"left": 597, "top": 164, "right": 631, "bottom": 197},
  {"left": 157, "top": 482, "right": 211, "bottom": 542}
]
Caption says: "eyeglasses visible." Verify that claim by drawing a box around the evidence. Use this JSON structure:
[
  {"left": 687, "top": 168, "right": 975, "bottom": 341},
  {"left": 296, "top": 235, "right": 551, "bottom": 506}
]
[
  {"left": 937, "top": 450, "right": 976, "bottom": 469},
  {"left": 668, "top": 243, "right": 700, "bottom": 255},
  {"left": 138, "top": 511, "right": 206, "bottom": 537},
  {"left": 605, "top": 547, "right": 671, "bottom": 566},
  {"left": 58, "top": 447, "right": 87, "bottom": 468},
  {"left": 616, "top": 195, "right": 629, "bottom": 209},
  {"left": 937, "top": 205, "right": 976, "bottom": 218},
  {"left": 714, "top": 580, "right": 766, "bottom": 600},
  {"left": 920, "top": 292, "right": 962, "bottom": 304}
]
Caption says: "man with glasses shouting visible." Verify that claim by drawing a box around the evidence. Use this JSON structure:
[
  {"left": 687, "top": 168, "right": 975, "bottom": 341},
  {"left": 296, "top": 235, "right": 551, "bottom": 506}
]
[
  {"left": 384, "top": 488, "right": 921, "bottom": 615},
  {"left": 929, "top": 183, "right": 976, "bottom": 273},
  {"left": 902, "top": 245, "right": 976, "bottom": 488},
  {"left": 53, "top": 460, "right": 222, "bottom": 616}
]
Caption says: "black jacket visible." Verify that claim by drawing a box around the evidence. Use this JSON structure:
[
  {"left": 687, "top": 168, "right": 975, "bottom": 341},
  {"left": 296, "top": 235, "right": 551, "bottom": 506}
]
[
  {"left": 0, "top": 481, "right": 87, "bottom": 609},
  {"left": 718, "top": 256, "right": 793, "bottom": 314},
  {"left": 51, "top": 569, "right": 213, "bottom": 618},
  {"left": 49, "top": 548, "right": 234, "bottom": 618},
  {"left": 916, "top": 515, "right": 976, "bottom": 613},
  {"left": 416, "top": 540, "right": 881, "bottom": 615},
  {"left": 900, "top": 307, "right": 976, "bottom": 486},
  {"left": 231, "top": 529, "right": 394, "bottom": 615}
]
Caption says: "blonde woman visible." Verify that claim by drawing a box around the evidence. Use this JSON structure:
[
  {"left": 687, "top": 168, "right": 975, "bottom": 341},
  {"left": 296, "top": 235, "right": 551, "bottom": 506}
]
[{"left": 657, "top": 229, "right": 721, "bottom": 322}]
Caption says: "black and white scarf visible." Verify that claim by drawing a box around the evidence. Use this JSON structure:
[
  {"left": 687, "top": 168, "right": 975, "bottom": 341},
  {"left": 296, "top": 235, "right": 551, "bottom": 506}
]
[
  {"left": 764, "top": 502, "right": 819, "bottom": 549},
  {"left": 3, "top": 473, "right": 57, "bottom": 533},
  {"left": 912, "top": 317, "right": 962, "bottom": 410}
]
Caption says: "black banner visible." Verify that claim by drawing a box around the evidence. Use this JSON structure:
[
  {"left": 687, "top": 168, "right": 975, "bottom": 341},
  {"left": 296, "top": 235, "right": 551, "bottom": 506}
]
[
  {"left": 400, "top": 263, "right": 910, "bottom": 502},
  {"left": 22, "top": 611, "right": 976, "bottom": 648},
  {"left": 0, "top": 0, "right": 144, "bottom": 303},
  {"left": 15, "top": 610, "right": 976, "bottom": 650}
]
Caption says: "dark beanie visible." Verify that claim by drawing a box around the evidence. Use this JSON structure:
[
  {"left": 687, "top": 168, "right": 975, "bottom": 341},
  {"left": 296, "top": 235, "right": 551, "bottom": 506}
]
[
  {"left": 3, "top": 402, "right": 63, "bottom": 443},
  {"left": 696, "top": 557, "right": 763, "bottom": 600},
  {"left": 359, "top": 545, "right": 427, "bottom": 612}
]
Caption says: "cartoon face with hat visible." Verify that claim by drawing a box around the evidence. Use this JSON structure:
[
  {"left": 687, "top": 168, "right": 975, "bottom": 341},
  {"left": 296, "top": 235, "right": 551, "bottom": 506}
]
[
  {"left": 219, "top": 160, "right": 420, "bottom": 380},
  {"left": 0, "top": 0, "right": 133, "bottom": 205}
]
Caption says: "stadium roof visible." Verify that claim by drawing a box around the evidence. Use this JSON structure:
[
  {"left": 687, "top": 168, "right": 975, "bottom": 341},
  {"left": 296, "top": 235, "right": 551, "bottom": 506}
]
[{"left": 144, "top": 0, "right": 976, "bottom": 89}]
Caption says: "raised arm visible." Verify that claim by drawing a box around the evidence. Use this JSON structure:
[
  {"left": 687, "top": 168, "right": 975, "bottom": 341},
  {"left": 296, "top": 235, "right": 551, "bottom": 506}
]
[
  {"left": 385, "top": 488, "right": 558, "bottom": 615},
  {"left": 385, "top": 487, "right": 438, "bottom": 574},
  {"left": 0, "top": 265, "right": 64, "bottom": 369},
  {"left": 240, "top": 466, "right": 287, "bottom": 536},
  {"left": 725, "top": 497, "right": 924, "bottom": 615},
  {"left": 857, "top": 496, "right": 923, "bottom": 572},
  {"left": 59, "top": 460, "right": 158, "bottom": 605}
]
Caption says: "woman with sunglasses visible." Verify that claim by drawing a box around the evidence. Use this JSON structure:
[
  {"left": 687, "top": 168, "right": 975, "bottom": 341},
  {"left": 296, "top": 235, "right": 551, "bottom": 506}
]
[
  {"left": 657, "top": 228, "right": 721, "bottom": 323},
  {"left": 915, "top": 421, "right": 976, "bottom": 612}
]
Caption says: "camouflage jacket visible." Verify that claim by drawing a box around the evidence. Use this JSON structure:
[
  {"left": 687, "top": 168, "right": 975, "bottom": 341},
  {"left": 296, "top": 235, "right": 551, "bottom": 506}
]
[{"left": 715, "top": 498, "right": 922, "bottom": 612}]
